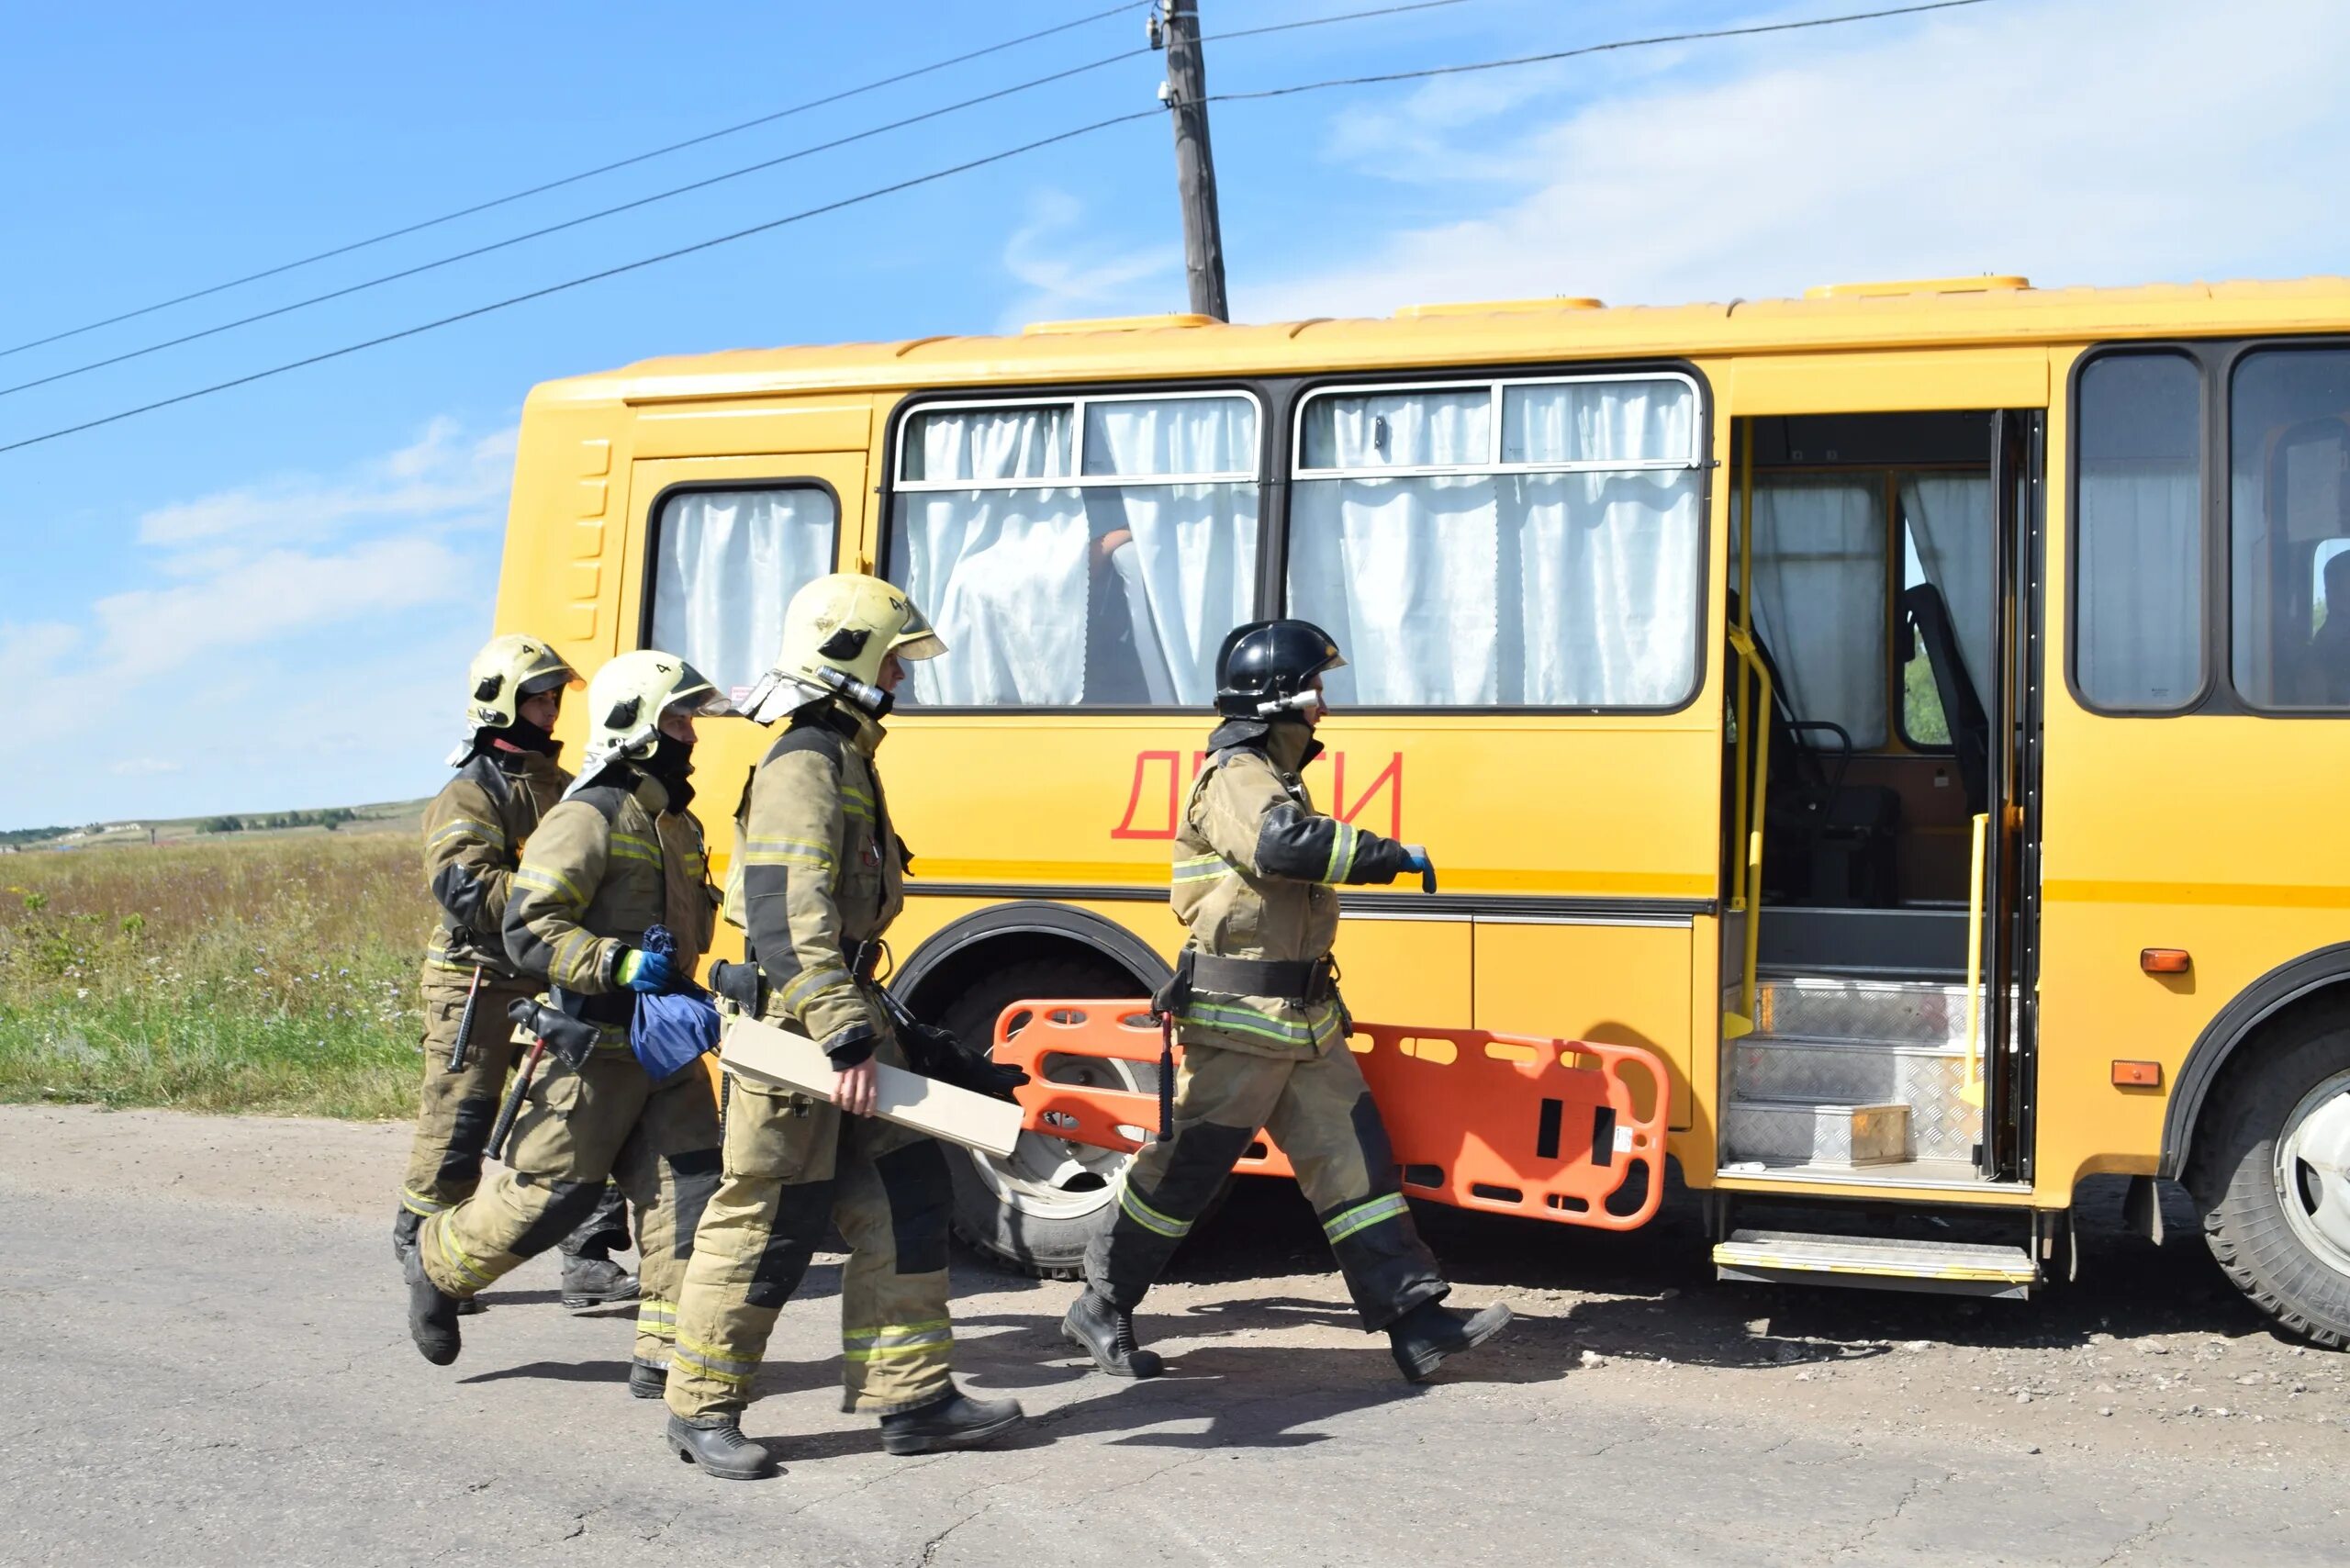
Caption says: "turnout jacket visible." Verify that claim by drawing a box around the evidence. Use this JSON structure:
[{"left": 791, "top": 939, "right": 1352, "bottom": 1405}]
[
  {"left": 502, "top": 767, "right": 717, "bottom": 1038},
  {"left": 1170, "top": 718, "right": 1416, "bottom": 1058},
  {"left": 421, "top": 746, "right": 571, "bottom": 978},
  {"left": 728, "top": 700, "right": 903, "bottom": 1067}
]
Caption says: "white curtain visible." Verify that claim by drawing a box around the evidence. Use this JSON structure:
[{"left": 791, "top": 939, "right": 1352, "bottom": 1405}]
[
  {"left": 890, "top": 398, "right": 1256, "bottom": 706},
  {"left": 1900, "top": 475, "right": 1995, "bottom": 696},
  {"left": 1742, "top": 477, "right": 1888, "bottom": 747},
  {"left": 894, "top": 488, "right": 1091, "bottom": 705},
  {"left": 2077, "top": 462, "right": 2201, "bottom": 708},
  {"left": 1288, "top": 379, "right": 1700, "bottom": 706},
  {"left": 649, "top": 488, "right": 835, "bottom": 700}
]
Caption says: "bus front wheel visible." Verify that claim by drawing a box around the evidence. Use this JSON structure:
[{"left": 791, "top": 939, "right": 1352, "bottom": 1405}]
[
  {"left": 933, "top": 957, "right": 1154, "bottom": 1279},
  {"left": 2192, "top": 1004, "right": 2350, "bottom": 1349}
]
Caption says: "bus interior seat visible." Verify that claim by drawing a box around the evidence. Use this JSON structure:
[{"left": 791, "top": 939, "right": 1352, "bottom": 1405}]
[
  {"left": 1727, "top": 588, "right": 1902, "bottom": 907},
  {"left": 1898, "top": 582, "right": 1990, "bottom": 817}
]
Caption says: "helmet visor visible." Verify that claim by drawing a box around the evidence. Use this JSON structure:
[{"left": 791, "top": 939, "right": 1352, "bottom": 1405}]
[
  {"left": 664, "top": 662, "right": 737, "bottom": 719},
  {"left": 517, "top": 666, "right": 581, "bottom": 699},
  {"left": 888, "top": 599, "right": 948, "bottom": 662}
]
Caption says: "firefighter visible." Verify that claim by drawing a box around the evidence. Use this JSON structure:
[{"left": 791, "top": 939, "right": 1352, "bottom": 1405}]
[
  {"left": 1063, "top": 619, "right": 1514, "bottom": 1383},
  {"left": 392, "top": 634, "right": 637, "bottom": 1314},
  {"left": 406, "top": 649, "right": 729, "bottom": 1396},
  {"left": 662, "top": 574, "right": 1024, "bottom": 1482}
]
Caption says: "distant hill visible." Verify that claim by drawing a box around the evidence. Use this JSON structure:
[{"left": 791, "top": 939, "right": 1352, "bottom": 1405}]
[{"left": 1, "top": 798, "right": 431, "bottom": 853}]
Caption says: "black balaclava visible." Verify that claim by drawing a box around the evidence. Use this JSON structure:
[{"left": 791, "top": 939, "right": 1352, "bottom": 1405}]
[{"left": 643, "top": 730, "right": 697, "bottom": 812}]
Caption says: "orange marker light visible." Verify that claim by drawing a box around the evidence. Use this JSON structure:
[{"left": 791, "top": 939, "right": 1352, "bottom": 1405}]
[
  {"left": 2141, "top": 948, "right": 2191, "bottom": 975},
  {"left": 2112, "top": 1060, "right": 2163, "bottom": 1087}
]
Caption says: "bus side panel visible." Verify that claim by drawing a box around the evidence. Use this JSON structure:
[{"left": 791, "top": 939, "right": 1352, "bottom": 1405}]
[
  {"left": 1473, "top": 919, "right": 1695, "bottom": 1132},
  {"left": 497, "top": 389, "right": 635, "bottom": 749},
  {"left": 2036, "top": 370, "right": 2350, "bottom": 1201}
]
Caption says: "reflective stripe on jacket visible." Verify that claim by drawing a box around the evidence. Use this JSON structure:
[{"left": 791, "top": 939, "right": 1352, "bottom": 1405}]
[
  {"left": 729, "top": 701, "right": 904, "bottom": 1059},
  {"left": 421, "top": 748, "right": 570, "bottom": 977},
  {"left": 1169, "top": 718, "right": 1415, "bottom": 1058}
]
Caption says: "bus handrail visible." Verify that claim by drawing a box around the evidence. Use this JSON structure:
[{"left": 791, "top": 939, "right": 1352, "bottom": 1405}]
[
  {"left": 1724, "top": 623, "right": 1771, "bottom": 1039},
  {"left": 1961, "top": 811, "right": 1989, "bottom": 1106}
]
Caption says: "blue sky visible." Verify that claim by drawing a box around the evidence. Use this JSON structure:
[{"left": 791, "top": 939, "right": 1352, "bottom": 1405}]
[{"left": 4, "top": 0, "right": 2346, "bottom": 829}]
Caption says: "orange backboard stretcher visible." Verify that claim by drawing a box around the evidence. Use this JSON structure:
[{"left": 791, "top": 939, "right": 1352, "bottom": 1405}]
[{"left": 993, "top": 1001, "right": 1670, "bottom": 1232}]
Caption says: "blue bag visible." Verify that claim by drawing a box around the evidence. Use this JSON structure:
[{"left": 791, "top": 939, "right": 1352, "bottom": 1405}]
[{"left": 629, "top": 924, "right": 722, "bottom": 1080}]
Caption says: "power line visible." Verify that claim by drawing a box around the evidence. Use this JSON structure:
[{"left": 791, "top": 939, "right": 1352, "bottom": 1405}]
[
  {"left": 0, "top": 45, "right": 1151, "bottom": 402},
  {"left": 0, "top": 110, "right": 1162, "bottom": 458},
  {"left": 0, "top": 1, "right": 1149, "bottom": 364},
  {"left": 0, "top": 0, "right": 1998, "bottom": 458},
  {"left": 0, "top": 0, "right": 1488, "bottom": 402},
  {"left": 1210, "top": 0, "right": 1994, "bottom": 105}
]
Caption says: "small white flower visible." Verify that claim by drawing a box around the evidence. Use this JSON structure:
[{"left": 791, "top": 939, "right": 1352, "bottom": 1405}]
[{"left": 74, "top": 988, "right": 89, "bottom": 1000}]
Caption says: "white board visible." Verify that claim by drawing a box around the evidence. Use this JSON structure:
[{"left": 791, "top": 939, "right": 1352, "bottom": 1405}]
[{"left": 717, "top": 1014, "right": 1024, "bottom": 1159}]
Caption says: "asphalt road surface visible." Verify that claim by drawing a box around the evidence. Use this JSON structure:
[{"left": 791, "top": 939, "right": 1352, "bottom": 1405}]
[{"left": 2, "top": 1104, "right": 2344, "bottom": 1566}]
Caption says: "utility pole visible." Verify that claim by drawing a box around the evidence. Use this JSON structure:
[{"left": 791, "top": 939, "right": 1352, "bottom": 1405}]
[{"left": 1154, "top": 0, "right": 1228, "bottom": 321}]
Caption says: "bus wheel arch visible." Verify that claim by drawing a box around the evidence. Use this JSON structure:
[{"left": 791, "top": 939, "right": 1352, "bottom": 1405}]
[
  {"left": 2177, "top": 957, "right": 2350, "bottom": 1350},
  {"left": 897, "top": 902, "right": 1169, "bottom": 1280}
]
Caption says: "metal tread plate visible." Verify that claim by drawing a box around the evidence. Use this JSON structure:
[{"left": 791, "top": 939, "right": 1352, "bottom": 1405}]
[{"left": 1715, "top": 1227, "right": 2037, "bottom": 1283}]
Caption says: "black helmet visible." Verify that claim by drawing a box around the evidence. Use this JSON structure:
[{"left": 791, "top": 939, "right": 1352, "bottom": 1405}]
[{"left": 1214, "top": 619, "right": 1347, "bottom": 719}]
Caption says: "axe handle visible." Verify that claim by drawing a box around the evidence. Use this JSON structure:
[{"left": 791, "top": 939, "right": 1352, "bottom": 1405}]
[
  {"left": 446, "top": 965, "right": 486, "bottom": 1072},
  {"left": 488, "top": 1035, "right": 547, "bottom": 1164}
]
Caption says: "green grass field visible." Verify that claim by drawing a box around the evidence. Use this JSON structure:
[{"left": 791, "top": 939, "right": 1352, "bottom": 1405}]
[{"left": 0, "top": 834, "right": 431, "bottom": 1119}]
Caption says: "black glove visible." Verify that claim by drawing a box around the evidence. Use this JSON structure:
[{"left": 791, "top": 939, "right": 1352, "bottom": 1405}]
[{"left": 879, "top": 991, "right": 1031, "bottom": 1103}]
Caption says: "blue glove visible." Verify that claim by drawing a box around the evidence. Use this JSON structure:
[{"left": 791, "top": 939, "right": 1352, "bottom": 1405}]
[
  {"left": 616, "top": 947, "right": 676, "bottom": 992},
  {"left": 1402, "top": 846, "right": 1438, "bottom": 895}
]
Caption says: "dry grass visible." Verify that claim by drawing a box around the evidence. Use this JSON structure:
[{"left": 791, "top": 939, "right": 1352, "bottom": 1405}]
[{"left": 0, "top": 834, "right": 432, "bottom": 1118}]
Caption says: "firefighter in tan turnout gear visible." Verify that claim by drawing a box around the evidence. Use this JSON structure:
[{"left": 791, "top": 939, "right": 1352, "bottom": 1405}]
[
  {"left": 662, "top": 574, "right": 1024, "bottom": 1483},
  {"left": 405, "top": 650, "right": 728, "bottom": 1394},
  {"left": 392, "top": 634, "right": 635, "bottom": 1313},
  {"left": 1064, "top": 619, "right": 1514, "bottom": 1383}
]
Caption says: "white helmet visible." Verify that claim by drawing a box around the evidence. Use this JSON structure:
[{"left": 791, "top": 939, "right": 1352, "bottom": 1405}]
[
  {"left": 739, "top": 573, "right": 946, "bottom": 722},
  {"left": 574, "top": 649, "right": 733, "bottom": 777}
]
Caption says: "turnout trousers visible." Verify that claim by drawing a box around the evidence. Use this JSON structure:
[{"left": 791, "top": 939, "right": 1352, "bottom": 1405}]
[
  {"left": 1086, "top": 1037, "right": 1448, "bottom": 1329},
  {"left": 420, "top": 1051, "right": 721, "bottom": 1367},
  {"left": 397, "top": 967, "right": 629, "bottom": 1257},
  {"left": 666, "top": 1072, "right": 957, "bottom": 1421}
]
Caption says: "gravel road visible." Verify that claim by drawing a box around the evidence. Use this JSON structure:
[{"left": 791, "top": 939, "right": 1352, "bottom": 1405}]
[{"left": 0, "top": 1103, "right": 2343, "bottom": 1566}]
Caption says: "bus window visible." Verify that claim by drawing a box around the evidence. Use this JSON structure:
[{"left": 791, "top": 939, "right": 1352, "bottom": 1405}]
[
  {"left": 888, "top": 392, "right": 1259, "bottom": 708},
  {"left": 2228, "top": 348, "right": 2350, "bottom": 709},
  {"left": 1900, "top": 521, "right": 1951, "bottom": 748},
  {"left": 1287, "top": 373, "right": 1703, "bottom": 707},
  {"left": 2074, "top": 352, "right": 2203, "bottom": 711},
  {"left": 647, "top": 485, "right": 838, "bottom": 699}
]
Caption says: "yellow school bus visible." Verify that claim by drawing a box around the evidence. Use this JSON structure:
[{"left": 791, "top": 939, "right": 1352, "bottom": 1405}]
[{"left": 497, "top": 275, "right": 2350, "bottom": 1346}]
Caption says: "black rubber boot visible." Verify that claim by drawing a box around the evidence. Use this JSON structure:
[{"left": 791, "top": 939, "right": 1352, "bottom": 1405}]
[
  {"left": 878, "top": 1386, "right": 1026, "bottom": 1455},
  {"left": 1061, "top": 1290, "right": 1163, "bottom": 1379},
  {"left": 629, "top": 1358, "right": 669, "bottom": 1400},
  {"left": 560, "top": 1255, "right": 640, "bottom": 1311},
  {"left": 1387, "top": 1299, "right": 1513, "bottom": 1383},
  {"left": 392, "top": 1208, "right": 421, "bottom": 1266},
  {"left": 666, "top": 1414, "right": 778, "bottom": 1481},
  {"left": 403, "top": 1245, "right": 463, "bottom": 1366}
]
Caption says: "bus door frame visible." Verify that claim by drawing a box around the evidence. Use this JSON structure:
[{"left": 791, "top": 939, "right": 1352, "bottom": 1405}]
[{"left": 1986, "top": 409, "right": 2048, "bottom": 1182}]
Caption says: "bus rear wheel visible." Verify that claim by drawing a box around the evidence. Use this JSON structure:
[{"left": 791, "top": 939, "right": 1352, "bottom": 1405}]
[
  {"left": 2192, "top": 1006, "right": 2350, "bottom": 1349},
  {"left": 934, "top": 957, "right": 1154, "bottom": 1280}
]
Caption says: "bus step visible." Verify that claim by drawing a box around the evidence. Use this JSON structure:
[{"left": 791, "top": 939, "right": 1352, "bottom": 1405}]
[
  {"left": 1722, "top": 1096, "right": 1909, "bottom": 1167},
  {"left": 1714, "top": 1229, "right": 2039, "bottom": 1298}
]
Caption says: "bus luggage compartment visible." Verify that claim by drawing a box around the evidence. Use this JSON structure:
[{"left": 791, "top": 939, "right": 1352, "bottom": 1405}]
[{"left": 991, "top": 1000, "right": 1671, "bottom": 1231}]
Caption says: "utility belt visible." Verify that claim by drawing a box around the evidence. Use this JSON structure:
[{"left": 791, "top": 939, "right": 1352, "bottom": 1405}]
[
  {"left": 703, "top": 934, "right": 888, "bottom": 1018},
  {"left": 1153, "top": 950, "right": 1338, "bottom": 1014}
]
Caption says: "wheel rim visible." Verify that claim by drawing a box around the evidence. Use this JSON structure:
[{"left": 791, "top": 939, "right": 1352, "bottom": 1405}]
[
  {"left": 965, "top": 1017, "right": 1151, "bottom": 1225},
  {"left": 2272, "top": 1067, "right": 2350, "bottom": 1277}
]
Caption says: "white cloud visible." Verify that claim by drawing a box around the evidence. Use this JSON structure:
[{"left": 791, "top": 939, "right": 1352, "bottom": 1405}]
[
  {"left": 1242, "top": 0, "right": 2350, "bottom": 319},
  {"left": 997, "top": 188, "right": 1184, "bottom": 331},
  {"left": 0, "top": 419, "right": 511, "bottom": 823},
  {"left": 135, "top": 416, "right": 515, "bottom": 548}
]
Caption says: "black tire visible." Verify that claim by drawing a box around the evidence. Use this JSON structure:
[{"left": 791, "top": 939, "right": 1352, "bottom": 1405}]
[
  {"left": 2188, "top": 1003, "right": 2350, "bottom": 1349},
  {"left": 934, "top": 957, "right": 1151, "bottom": 1279}
]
